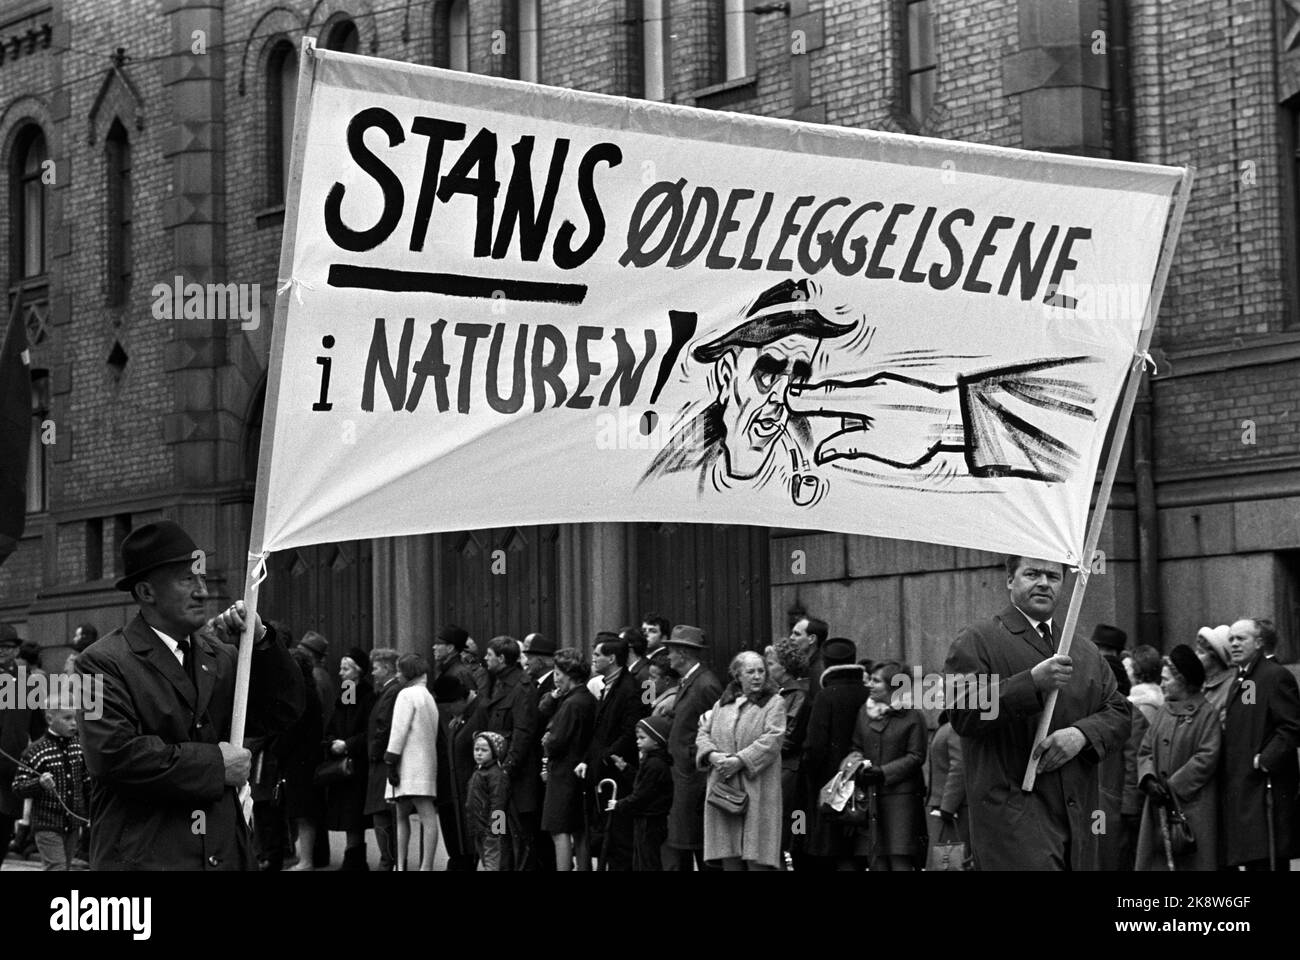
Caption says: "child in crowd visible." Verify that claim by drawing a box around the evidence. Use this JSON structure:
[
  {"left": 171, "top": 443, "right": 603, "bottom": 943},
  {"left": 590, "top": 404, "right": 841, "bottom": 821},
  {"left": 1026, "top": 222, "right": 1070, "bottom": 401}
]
[
  {"left": 11, "top": 704, "right": 90, "bottom": 870},
  {"left": 466, "top": 731, "right": 511, "bottom": 871},
  {"left": 606, "top": 715, "right": 673, "bottom": 871}
]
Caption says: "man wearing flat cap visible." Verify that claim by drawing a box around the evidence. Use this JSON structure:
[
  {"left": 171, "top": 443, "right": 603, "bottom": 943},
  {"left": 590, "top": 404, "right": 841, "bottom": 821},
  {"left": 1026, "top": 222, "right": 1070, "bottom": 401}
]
[
  {"left": 77, "top": 520, "right": 304, "bottom": 870},
  {"left": 662, "top": 625, "right": 722, "bottom": 870},
  {"left": 644, "top": 278, "right": 854, "bottom": 492}
]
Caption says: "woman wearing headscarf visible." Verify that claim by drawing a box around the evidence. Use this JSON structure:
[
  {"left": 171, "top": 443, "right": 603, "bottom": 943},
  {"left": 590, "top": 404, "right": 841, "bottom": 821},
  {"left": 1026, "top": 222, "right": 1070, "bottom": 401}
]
[
  {"left": 845, "top": 659, "right": 927, "bottom": 871},
  {"left": 1135, "top": 644, "right": 1221, "bottom": 871},
  {"left": 697, "top": 650, "right": 787, "bottom": 870},
  {"left": 322, "top": 646, "right": 377, "bottom": 870},
  {"left": 1194, "top": 625, "right": 1234, "bottom": 730}
]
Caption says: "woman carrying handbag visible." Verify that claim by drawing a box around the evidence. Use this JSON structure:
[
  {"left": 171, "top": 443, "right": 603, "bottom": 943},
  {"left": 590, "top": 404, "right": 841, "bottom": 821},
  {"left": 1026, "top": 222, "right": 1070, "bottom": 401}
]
[
  {"left": 696, "top": 651, "right": 787, "bottom": 870},
  {"left": 842, "top": 660, "right": 927, "bottom": 871},
  {"left": 1135, "top": 644, "right": 1221, "bottom": 871}
]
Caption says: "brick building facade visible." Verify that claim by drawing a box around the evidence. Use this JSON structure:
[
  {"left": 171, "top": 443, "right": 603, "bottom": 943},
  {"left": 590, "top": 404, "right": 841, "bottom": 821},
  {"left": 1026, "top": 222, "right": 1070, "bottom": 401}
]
[{"left": 1, "top": 0, "right": 1297, "bottom": 675}]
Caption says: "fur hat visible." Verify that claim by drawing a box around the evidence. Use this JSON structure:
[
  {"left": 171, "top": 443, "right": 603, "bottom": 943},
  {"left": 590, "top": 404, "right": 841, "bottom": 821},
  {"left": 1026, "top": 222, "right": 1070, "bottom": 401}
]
[
  {"left": 1196, "top": 625, "right": 1231, "bottom": 668},
  {"left": 473, "top": 730, "right": 508, "bottom": 764},
  {"left": 637, "top": 714, "right": 672, "bottom": 749},
  {"left": 1167, "top": 643, "right": 1206, "bottom": 691},
  {"left": 344, "top": 646, "right": 370, "bottom": 678},
  {"left": 437, "top": 626, "right": 470, "bottom": 652}
]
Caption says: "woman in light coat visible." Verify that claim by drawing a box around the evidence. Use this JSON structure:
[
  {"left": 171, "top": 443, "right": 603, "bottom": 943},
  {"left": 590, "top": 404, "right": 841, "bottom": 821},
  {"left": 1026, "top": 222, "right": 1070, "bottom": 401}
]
[
  {"left": 696, "top": 650, "right": 787, "bottom": 870},
  {"left": 384, "top": 653, "right": 441, "bottom": 871},
  {"left": 1135, "top": 644, "right": 1220, "bottom": 871}
]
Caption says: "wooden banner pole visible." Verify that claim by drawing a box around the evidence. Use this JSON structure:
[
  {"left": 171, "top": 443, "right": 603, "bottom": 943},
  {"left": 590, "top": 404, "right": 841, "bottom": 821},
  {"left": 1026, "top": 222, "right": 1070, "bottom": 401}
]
[
  {"left": 1022, "top": 165, "right": 1195, "bottom": 792},
  {"left": 230, "top": 36, "right": 320, "bottom": 748}
]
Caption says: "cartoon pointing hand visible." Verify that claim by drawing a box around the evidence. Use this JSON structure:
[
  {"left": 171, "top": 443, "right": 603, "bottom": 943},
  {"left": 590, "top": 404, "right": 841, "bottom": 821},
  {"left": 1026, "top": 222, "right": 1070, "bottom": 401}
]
[{"left": 786, "top": 373, "right": 964, "bottom": 470}]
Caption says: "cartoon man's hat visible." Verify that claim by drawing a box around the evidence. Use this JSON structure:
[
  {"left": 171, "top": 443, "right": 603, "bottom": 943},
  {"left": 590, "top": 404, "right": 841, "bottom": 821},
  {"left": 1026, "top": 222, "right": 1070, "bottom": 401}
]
[{"left": 692, "top": 278, "right": 856, "bottom": 363}]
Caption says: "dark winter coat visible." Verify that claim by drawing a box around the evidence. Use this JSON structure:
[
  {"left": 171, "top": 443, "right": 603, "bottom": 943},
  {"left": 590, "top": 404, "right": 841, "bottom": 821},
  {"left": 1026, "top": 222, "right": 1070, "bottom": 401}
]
[
  {"left": 1220, "top": 654, "right": 1300, "bottom": 866},
  {"left": 1136, "top": 693, "right": 1221, "bottom": 871},
  {"left": 436, "top": 699, "right": 483, "bottom": 861},
  {"left": 778, "top": 678, "right": 810, "bottom": 850},
  {"left": 78, "top": 615, "right": 304, "bottom": 870},
  {"left": 467, "top": 761, "right": 510, "bottom": 842},
  {"left": 615, "top": 746, "right": 673, "bottom": 819},
  {"left": 482, "top": 662, "right": 541, "bottom": 813},
  {"left": 666, "top": 663, "right": 723, "bottom": 850},
  {"left": 846, "top": 704, "right": 927, "bottom": 859},
  {"left": 432, "top": 654, "right": 478, "bottom": 700},
  {"left": 364, "top": 676, "right": 402, "bottom": 816},
  {"left": 541, "top": 685, "right": 596, "bottom": 833},
  {"left": 800, "top": 663, "right": 869, "bottom": 858},
  {"left": 943, "top": 604, "right": 1131, "bottom": 871},
  {"left": 586, "top": 668, "right": 649, "bottom": 790},
  {"left": 323, "top": 679, "right": 375, "bottom": 831},
  {"left": 277, "top": 653, "right": 324, "bottom": 821}
]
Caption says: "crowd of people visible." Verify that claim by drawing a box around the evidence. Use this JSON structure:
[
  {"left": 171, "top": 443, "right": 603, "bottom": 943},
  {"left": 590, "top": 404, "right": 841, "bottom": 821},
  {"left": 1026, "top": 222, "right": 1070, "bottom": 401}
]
[{"left": 1, "top": 523, "right": 1298, "bottom": 872}]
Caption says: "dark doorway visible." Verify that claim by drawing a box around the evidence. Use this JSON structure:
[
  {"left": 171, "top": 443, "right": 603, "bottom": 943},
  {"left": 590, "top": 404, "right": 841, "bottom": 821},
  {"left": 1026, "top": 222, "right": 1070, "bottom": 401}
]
[
  {"left": 261, "top": 541, "right": 374, "bottom": 668},
  {"left": 437, "top": 525, "right": 559, "bottom": 645},
  {"left": 634, "top": 522, "right": 770, "bottom": 673},
  {"left": 245, "top": 379, "right": 375, "bottom": 666}
]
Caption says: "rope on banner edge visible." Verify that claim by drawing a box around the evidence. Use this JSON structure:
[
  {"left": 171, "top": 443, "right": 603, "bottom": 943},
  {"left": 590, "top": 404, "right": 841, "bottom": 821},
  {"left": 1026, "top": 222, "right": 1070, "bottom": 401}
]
[{"left": 276, "top": 276, "right": 315, "bottom": 304}]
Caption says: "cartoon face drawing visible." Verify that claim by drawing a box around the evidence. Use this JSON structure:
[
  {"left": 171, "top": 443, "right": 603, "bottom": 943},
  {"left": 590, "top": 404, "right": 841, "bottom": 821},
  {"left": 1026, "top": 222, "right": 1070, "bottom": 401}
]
[{"left": 712, "top": 334, "right": 816, "bottom": 479}]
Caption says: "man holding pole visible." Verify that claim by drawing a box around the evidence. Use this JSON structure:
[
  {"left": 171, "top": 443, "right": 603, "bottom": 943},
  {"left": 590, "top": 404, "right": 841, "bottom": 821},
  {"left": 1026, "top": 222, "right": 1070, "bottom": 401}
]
[
  {"left": 78, "top": 520, "right": 304, "bottom": 870},
  {"left": 943, "top": 555, "right": 1130, "bottom": 870}
]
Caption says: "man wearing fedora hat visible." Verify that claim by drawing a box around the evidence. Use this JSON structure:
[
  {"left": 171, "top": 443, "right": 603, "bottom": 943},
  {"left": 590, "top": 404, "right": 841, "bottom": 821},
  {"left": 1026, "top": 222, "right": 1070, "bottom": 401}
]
[
  {"left": 77, "top": 520, "right": 304, "bottom": 870},
  {"left": 662, "top": 625, "right": 722, "bottom": 870}
]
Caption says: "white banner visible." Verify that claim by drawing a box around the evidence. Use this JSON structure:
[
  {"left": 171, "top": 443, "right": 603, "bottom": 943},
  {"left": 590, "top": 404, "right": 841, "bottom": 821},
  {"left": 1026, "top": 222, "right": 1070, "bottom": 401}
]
[{"left": 253, "top": 44, "right": 1187, "bottom": 565}]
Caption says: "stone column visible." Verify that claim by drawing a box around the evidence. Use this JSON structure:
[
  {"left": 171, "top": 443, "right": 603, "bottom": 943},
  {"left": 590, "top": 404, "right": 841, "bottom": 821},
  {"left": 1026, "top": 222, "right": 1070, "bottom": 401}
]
[
  {"left": 160, "top": 0, "right": 231, "bottom": 484},
  {"left": 556, "top": 523, "right": 632, "bottom": 647},
  {"left": 372, "top": 535, "right": 434, "bottom": 653},
  {"left": 1002, "top": 0, "right": 1109, "bottom": 157}
]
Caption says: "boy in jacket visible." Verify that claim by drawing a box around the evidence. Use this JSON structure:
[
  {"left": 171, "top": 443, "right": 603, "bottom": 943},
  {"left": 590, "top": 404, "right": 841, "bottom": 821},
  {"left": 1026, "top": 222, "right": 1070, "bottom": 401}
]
[
  {"left": 467, "top": 730, "right": 511, "bottom": 870},
  {"left": 607, "top": 715, "right": 674, "bottom": 871},
  {"left": 12, "top": 704, "right": 91, "bottom": 869}
]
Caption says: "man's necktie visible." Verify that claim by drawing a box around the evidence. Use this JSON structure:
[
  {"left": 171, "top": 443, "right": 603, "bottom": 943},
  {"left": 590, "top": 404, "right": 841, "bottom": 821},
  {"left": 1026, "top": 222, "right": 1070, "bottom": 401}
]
[
  {"left": 1039, "top": 622, "right": 1054, "bottom": 652},
  {"left": 176, "top": 637, "right": 191, "bottom": 673}
]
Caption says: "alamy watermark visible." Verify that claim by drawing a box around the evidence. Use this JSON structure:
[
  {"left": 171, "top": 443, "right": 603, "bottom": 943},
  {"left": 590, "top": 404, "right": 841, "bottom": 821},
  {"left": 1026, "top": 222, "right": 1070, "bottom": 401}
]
[
  {"left": 0, "top": 667, "right": 103, "bottom": 720},
  {"left": 151, "top": 275, "right": 260, "bottom": 330},
  {"left": 890, "top": 667, "right": 1000, "bottom": 720}
]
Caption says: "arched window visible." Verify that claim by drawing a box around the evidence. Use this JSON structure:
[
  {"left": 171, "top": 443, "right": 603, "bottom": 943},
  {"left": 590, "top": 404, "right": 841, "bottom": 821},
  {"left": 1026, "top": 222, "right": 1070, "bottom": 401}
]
[
  {"left": 105, "top": 120, "right": 132, "bottom": 306},
  {"left": 449, "top": 0, "right": 469, "bottom": 72},
  {"left": 325, "top": 19, "right": 360, "bottom": 54},
  {"left": 267, "top": 42, "right": 299, "bottom": 204},
  {"left": 14, "top": 128, "right": 47, "bottom": 279}
]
